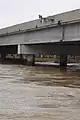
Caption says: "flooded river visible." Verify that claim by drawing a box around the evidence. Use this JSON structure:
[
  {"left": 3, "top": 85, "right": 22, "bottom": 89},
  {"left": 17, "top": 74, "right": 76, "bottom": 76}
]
[{"left": 0, "top": 64, "right": 80, "bottom": 119}]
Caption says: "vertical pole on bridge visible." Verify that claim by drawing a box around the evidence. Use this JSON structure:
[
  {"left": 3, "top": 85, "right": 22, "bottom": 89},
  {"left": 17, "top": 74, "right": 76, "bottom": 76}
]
[{"left": 58, "top": 21, "right": 67, "bottom": 71}]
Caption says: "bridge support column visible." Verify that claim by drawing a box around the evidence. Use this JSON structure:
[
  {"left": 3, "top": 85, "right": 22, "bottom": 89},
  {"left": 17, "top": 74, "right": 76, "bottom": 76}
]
[
  {"left": 20, "top": 54, "right": 23, "bottom": 60},
  {"left": 0, "top": 53, "right": 6, "bottom": 62},
  {"left": 20, "top": 54, "right": 24, "bottom": 64},
  {"left": 60, "top": 55, "right": 67, "bottom": 71},
  {"left": 27, "top": 54, "right": 35, "bottom": 66}
]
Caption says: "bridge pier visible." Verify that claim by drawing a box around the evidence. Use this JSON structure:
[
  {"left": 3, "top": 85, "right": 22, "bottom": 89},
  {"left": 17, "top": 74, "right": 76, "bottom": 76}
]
[
  {"left": 0, "top": 53, "right": 7, "bottom": 63},
  {"left": 0, "top": 53, "right": 6, "bottom": 62},
  {"left": 27, "top": 54, "right": 35, "bottom": 66},
  {"left": 20, "top": 54, "right": 24, "bottom": 64},
  {"left": 60, "top": 55, "right": 67, "bottom": 71}
]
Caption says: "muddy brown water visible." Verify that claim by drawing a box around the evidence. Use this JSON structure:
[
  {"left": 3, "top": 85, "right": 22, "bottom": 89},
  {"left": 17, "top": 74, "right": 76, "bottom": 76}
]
[{"left": 0, "top": 64, "right": 80, "bottom": 119}]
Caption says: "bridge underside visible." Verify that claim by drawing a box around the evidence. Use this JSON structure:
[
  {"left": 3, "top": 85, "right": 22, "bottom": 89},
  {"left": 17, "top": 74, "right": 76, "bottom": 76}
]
[
  {"left": 0, "top": 45, "right": 17, "bottom": 54},
  {"left": 0, "top": 41, "right": 80, "bottom": 56},
  {"left": 0, "top": 41, "right": 80, "bottom": 68},
  {"left": 20, "top": 41, "right": 80, "bottom": 56}
]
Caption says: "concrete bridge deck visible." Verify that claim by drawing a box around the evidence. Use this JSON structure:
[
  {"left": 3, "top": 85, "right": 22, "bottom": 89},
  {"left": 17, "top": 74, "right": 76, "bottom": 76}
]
[{"left": 0, "top": 9, "right": 80, "bottom": 46}]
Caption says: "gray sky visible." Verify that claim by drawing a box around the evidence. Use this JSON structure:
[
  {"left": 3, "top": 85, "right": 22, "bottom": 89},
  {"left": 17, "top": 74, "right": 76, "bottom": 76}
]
[{"left": 0, "top": 0, "right": 80, "bottom": 28}]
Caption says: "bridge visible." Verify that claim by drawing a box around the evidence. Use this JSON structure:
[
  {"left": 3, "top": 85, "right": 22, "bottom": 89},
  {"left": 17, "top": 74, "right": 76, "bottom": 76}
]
[{"left": 0, "top": 9, "right": 80, "bottom": 68}]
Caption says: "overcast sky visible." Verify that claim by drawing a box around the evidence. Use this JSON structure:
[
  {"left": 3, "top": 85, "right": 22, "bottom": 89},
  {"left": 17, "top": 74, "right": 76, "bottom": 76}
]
[{"left": 0, "top": 0, "right": 80, "bottom": 28}]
